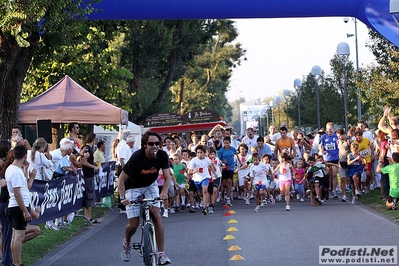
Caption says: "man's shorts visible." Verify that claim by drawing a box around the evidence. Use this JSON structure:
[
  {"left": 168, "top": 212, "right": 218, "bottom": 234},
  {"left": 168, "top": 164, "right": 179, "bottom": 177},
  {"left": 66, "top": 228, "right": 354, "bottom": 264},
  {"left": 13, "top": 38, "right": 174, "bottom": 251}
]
[
  {"left": 83, "top": 177, "right": 96, "bottom": 208},
  {"left": 222, "top": 169, "right": 234, "bottom": 180},
  {"left": 8, "top": 206, "right": 30, "bottom": 230},
  {"left": 125, "top": 182, "right": 160, "bottom": 219},
  {"left": 194, "top": 178, "right": 209, "bottom": 192}
]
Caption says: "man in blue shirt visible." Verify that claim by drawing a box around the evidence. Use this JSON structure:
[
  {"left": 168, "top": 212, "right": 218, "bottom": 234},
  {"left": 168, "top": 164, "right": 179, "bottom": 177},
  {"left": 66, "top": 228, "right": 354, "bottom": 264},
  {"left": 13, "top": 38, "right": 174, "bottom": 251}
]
[
  {"left": 319, "top": 122, "right": 339, "bottom": 198},
  {"left": 257, "top": 136, "right": 272, "bottom": 158}
]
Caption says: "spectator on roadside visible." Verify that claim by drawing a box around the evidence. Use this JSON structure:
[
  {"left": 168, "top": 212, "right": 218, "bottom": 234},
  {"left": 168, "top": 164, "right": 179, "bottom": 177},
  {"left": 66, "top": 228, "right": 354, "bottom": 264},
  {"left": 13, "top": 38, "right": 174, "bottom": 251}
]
[
  {"left": 27, "top": 138, "right": 53, "bottom": 181},
  {"left": 94, "top": 140, "right": 106, "bottom": 165},
  {"left": 68, "top": 122, "right": 81, "bottom": 153},
  {"left": 5, "top": 145, "right": 36, "bottom": 266},
  {"left": 11, "top": 126, "right": 31, "bottom": 150},
  {"left": 81, "top": 133, "right": 100, "bottom": 224}
]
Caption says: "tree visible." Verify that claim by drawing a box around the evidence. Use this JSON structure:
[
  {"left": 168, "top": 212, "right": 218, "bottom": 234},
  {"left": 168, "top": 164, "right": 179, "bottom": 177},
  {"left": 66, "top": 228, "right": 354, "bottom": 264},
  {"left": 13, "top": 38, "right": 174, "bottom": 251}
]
[
  {"left": 0, "top": 0, "right": 97, "bottom": 139},
  {"left": 357, "top": 29, "right": 399, "bottom": 125}
]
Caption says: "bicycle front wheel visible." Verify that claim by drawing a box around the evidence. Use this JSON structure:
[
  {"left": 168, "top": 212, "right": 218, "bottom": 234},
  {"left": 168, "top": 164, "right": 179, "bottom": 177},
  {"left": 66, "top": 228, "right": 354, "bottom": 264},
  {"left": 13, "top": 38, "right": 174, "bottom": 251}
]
[{"left": 142, "top": 223, "right": 157, "bottom": 266}]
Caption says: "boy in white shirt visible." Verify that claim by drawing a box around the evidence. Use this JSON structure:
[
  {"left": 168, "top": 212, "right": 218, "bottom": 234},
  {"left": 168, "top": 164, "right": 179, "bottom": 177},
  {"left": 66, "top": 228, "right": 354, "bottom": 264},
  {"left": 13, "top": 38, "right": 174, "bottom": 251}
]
[
  {"left": 249, "top": 153, "right": 271, "bottom": 212},
  {"left": 188, "top": 145, "right": 215, "bottom": 215}
]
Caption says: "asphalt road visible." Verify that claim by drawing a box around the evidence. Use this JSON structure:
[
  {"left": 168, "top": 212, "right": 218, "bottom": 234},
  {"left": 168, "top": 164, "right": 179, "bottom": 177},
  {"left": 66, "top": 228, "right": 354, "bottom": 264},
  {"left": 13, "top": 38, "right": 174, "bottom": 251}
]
[{"left": 32, "top": 196, "right": 399, "bottom": 266}]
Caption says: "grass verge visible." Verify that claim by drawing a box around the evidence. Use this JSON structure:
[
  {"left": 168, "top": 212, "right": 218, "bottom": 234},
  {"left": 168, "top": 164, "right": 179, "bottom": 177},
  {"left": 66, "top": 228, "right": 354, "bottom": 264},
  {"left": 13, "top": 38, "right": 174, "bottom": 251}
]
[
  {"left": 356, "top": 189, "right": 399, "bottom": 223},
  {"left": 22, "top": 206, "right": 108, "bottom": 265}
]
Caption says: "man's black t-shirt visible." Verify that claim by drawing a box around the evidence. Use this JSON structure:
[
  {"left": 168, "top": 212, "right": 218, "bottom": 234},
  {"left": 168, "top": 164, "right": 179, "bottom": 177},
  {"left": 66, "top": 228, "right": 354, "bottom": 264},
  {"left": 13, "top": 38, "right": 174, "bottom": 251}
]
[{"left": 123, "top": 149, "right": 169, "bottom": 190}]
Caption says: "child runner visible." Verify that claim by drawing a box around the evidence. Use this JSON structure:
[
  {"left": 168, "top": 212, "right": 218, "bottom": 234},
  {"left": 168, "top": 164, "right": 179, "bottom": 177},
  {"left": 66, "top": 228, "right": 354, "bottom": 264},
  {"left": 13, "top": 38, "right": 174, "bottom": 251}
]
[
  {"left": 347, "top": 142, "right": 365, "bottom": 204},
  {"left": 377, "top": 152, "right": 399, "bottom": 210},
  {"left": 219, "top": 137, "right": 237, "bottom": 206},
  {"left": 208, "top": 147, "right": 222, "bottom": 214},
  {"left": 262, "top": 154, "right": 275, "bottom": 205},
  {"left": 234, "top": 144, "right": 251, "bottom": 204},
  {"left": 172, "top": 154, "right": 187, "bottom": 210},
  {"left": 272, "top": 153, "right": 294, "bottom": 211},
  {"left": 187, "top": 145, "right": 215, "bottom": 215},
  {"left": 293, "top": 160, "right": 306, "bottom": 202},
  {"left": 249, "top": 153, "right": 271, "bottom": 212},
  {"left": 336, "top": 128, "right": 350, "bottom": 202},
  {"left": 269, "top": 157, "right": 280, "bottom": 201}
]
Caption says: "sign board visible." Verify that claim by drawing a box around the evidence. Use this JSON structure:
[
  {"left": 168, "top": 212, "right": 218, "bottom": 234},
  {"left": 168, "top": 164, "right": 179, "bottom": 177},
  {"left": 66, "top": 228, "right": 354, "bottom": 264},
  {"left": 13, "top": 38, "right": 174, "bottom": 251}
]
[
  {"left": 182, "top": 110, "right": 219, "bottom": 123},
  {"left": 145, "top": 112, "right": 182, "bottom": 126}
]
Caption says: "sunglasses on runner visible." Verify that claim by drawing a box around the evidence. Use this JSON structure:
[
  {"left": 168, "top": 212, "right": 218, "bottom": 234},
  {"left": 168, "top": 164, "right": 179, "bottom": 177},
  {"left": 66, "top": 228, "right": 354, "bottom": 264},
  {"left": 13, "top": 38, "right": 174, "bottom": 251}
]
[{"left": 147, "top": 141, "right": 162, "bottom": 146}]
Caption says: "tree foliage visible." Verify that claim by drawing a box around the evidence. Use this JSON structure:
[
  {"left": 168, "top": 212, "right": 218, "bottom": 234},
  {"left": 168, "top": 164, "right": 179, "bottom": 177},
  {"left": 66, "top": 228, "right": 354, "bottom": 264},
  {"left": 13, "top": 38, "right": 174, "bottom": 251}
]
[
  {"left": 0, "top": 0, "right": 98, "bottom": 139},
  {"left": 357, "top": 29, "right": 399, "bottom": 125}
]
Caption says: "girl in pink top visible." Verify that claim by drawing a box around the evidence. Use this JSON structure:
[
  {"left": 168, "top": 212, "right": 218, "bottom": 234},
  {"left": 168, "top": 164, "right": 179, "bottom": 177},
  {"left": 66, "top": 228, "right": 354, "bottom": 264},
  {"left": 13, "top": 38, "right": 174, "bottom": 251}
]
[
  {"left": 272, "top": 153, "right": 294, "bottom": 211},
  {"left": 293, "top": 160, "right": 306, "bottom": 202}
]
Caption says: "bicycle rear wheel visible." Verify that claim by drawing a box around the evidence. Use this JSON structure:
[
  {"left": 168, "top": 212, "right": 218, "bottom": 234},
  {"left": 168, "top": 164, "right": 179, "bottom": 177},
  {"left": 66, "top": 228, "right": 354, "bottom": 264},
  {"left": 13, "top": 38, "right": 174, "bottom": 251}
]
[{"left": 142, "top": 223, "right": 157, "bottom": 266}]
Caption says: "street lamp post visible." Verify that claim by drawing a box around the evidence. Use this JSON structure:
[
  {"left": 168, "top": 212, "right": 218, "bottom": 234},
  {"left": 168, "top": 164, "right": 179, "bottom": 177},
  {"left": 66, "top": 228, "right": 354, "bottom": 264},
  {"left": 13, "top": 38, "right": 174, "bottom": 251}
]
[
  {"left": 345, "top": 17, "right": 362, "bottom": 120},
  {"left": 264, "top": 104, "right": 270, "bottom": 133},
  {"left": 283, "top": 89, "right": 291, "bottom": 128},
  {"left": 293, "top": 78, "right": 302, "bottom": 129},
  {"left": 275, "top": 96, "right": 282, "bottom": 127},
  {"left": 337, "top": 42, "right": 350, "bottom": 133},
  {"left": 311, "top": 65, "right": 322, "bottom": 130},
  {"left": 269, "top": 100, "right": 274, "bottom": 126}
]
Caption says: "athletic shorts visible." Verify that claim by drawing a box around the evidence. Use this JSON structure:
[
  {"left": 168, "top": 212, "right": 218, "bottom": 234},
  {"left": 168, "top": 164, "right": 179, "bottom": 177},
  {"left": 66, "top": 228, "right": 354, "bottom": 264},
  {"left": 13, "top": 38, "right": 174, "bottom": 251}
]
[
  {"left": 222, "top": 169, "right": 234, "bottom": 180},
  {"left": 253, "top": 183, "right": 267, "bottom": 191},
  {"left": 280, "top": 180, "right": 292, "bottom": 190},
  {"left": 83, "top": 177, "right": 96, "bottom": 208},
  {"left": 8, "top": 206, "right": 31, "bottom": 230},
  {"left": 364, "top": 162, "right": 372, "bottom": 171},
  {"left": 338, "top": 166, "right": 347, "bottom": 178},
  {"left": 348, "top": 172, "right": 361, "bottom": 185},
  {"left": 314, "top": 177, "right": 329, "bottom": 188},
  {"left": 207, "top": 178, "right": 221, "bottom": 193},
  {"left": 188, "top": 180, "right": 198, "bottom": 192},
  {"left": 125, "top": 182, "right": 160, "bottom": 219},
  {"left": 178, "top": 183, "right": 186, "bottom": 189},
  {"left": 194, "top": 178, "right": 209, "bottom": 191}
]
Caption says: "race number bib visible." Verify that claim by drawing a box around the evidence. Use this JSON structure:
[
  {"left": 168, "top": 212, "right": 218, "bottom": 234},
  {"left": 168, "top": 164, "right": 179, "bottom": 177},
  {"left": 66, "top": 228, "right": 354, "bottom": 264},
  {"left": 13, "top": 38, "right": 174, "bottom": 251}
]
[{"left": 325, "top": 143, "right": 336, "bottom": 151}]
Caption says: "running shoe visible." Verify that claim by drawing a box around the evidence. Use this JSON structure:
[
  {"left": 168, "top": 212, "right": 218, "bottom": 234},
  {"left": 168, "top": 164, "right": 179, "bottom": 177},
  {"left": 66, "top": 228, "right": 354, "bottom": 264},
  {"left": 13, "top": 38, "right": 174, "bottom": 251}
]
[
  {"left": 180, "top": 204, "right": 185, "bottom": 210},
  {"left": 202, "top": 208, "right": 207, "bottom": 215},
  {"left": 355, "top": 189, "right": 362, "bottom": 197},
  {"left": 269, "top": 196, "right": 275, "bottom": 205},
  {"left": 296, "top": 194, "right": 300, "bottom": 200},
  {"left": 121, "top": 241, "right": 131, "bottom": 262},
  {"left": 245, "top": 198, "right": 250, "bottom": 205},
  {"left": 300, "top": 198, "right": 304, "bottom": 202},
  {"left": 158, "top": 252, "right": 172, "bottom": 265},
  {"left": 163, "top": 210, "right": 169, "bottom": 218},
  {"left": 341, "top": 195, "right": 348, "bottom": 202},
  {"left": 351, "top": 196, "right": 356, "bottom": 205},
  {"left": 226, "top": 198, "right": 233, "bottom": 206},
  {"left": 169, "top": 208, "right": 175, "bottom": 214},
  {"left": 315, "top": 196, "right": 321, "bottom": 202},
  {"left": 286, "top": 205, "right": 291, "bottom": 211},
  {"left": 208, "top": 206, "right": 214, "bottom": 214},
  {"left": 254, "top": 205, "right": 260, "bottom": 212},
  {"left": 262, "top": 199, "right": 267, "bottom": 204}
]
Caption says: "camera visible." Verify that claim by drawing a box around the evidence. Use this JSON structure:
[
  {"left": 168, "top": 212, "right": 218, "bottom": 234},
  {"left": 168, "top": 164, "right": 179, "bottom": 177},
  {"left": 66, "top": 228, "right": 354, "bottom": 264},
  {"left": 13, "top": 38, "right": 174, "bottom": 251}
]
[{"left": 343, "top": 17, "right": 349, "bottom": 23}]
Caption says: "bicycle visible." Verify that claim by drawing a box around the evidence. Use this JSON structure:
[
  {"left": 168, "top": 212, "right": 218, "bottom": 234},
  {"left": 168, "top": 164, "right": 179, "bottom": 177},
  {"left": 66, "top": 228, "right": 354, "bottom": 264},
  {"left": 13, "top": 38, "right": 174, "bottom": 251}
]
[{"left": 122, "top": 197, "right": 162, "bottom": 266}]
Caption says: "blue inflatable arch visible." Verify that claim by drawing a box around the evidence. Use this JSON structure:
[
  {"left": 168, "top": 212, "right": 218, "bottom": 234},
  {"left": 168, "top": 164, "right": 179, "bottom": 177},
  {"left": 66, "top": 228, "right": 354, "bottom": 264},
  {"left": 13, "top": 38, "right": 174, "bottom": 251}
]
[{"left": 88, "top": 0, "right": 399, "bottom": 47}]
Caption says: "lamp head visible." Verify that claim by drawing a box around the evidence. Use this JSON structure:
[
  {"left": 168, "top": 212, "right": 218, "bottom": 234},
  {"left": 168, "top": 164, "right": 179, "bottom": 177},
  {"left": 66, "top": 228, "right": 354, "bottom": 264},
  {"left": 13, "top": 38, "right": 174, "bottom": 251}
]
[
  {"left": 337, "top": 42, "right": 350, "bottom": 56},
  {"left": 293, "top": 78, "right": 302, "bottom": 88},
  {"left": 275, "top": 96, "right": 282, "bottom": 104},
  {"left": 284, "top": 89, "right": 291, "bottom": 98},
  {"left": 311, "top": 65, "right": 322, "bottom": 76}
]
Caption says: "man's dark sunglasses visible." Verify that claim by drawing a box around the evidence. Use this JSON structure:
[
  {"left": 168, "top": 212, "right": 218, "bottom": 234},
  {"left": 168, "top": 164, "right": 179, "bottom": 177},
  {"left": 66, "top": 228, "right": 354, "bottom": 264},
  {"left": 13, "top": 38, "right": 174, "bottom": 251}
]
[{"left": 147, "top": 141, "right": 162, "bottom": 146}]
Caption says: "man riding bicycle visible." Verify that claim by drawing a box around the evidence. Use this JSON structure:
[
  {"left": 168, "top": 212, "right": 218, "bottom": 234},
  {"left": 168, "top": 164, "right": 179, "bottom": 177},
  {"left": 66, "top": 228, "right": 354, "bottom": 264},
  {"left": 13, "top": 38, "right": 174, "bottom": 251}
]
[{"left": 119, "top": 131, "right": 172, "bottom": 265}]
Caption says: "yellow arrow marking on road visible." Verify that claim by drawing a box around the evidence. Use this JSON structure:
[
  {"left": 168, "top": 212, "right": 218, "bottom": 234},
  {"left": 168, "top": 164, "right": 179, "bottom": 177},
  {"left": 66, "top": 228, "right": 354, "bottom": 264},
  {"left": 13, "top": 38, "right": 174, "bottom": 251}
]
[
  {"left": 228, "top": 245, "right": 242, "bottom": 251},
  {"left": 227, "top": 227, "right": 238, "bottom": 232},
  {"left": 230, "top": 254, "right": 245, "bottom": 260},
  {"left": 228, "top": 210, "right": 237, "bottom": 214},
  {"left": 223, "top": 235, "right": 236, "bottom": 240},
  {"left": 228, "top": 219, "right": 238, "bottom": 224}
]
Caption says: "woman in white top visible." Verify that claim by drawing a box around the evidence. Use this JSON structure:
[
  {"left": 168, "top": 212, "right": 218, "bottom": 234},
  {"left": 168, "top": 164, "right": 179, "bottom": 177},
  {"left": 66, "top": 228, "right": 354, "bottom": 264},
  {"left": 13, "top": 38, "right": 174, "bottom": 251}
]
[{"left": 27, "top": 138, "right": 53, "bottom": 181}]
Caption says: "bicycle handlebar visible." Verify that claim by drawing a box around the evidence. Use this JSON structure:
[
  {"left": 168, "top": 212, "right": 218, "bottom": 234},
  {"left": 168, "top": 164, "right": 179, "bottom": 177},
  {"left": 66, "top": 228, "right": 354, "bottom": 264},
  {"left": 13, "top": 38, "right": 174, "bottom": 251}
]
[{"left": 118, "top": 197, "right": 163, "bottom": 209}]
